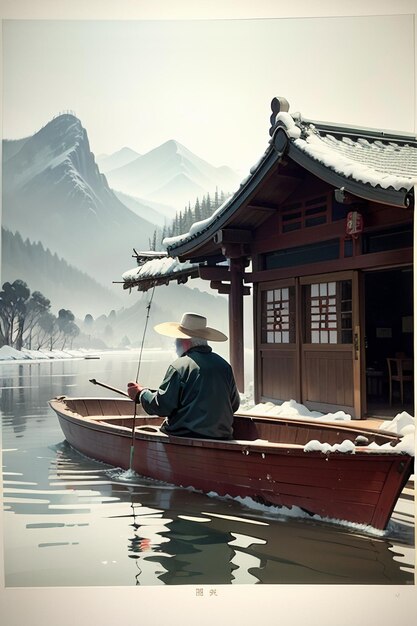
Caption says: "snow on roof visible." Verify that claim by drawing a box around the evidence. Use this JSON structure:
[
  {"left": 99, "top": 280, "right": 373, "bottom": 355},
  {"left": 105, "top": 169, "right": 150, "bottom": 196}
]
[
  {"left": 284, "top": 114, "right": 417, "bottom": 192},
  {"left": 122, "top": 255, "right": 199, "bottom": 286}
]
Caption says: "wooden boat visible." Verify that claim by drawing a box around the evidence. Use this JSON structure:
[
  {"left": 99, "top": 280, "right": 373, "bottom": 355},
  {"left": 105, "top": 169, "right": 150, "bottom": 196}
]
[{"left": 49, "top": 396, "right": 414, "bottom": 530}]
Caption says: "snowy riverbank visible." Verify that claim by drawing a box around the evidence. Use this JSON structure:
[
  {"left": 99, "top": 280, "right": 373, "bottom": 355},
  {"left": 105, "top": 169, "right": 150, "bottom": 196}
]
[{"left": 0, "top": 344, "right": 105, "bottom": 361}]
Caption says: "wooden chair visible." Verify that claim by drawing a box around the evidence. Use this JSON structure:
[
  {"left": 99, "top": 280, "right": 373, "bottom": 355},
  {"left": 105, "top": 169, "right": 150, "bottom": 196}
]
[{"left": 386, "top": 357, "right": 413, "bottom": 405}]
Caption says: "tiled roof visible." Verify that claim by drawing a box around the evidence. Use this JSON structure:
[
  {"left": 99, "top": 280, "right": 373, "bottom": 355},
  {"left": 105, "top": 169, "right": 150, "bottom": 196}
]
[{"left": 274, "top": 111, "right": 417, "bottom": 192}]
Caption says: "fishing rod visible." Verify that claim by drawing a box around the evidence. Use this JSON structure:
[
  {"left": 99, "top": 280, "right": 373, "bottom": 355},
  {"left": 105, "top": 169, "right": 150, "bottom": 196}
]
[
  {"left": 130, "top": 285, "right": 156, "bottom": 469},
  {"left": 135, "top": 285, "right": 156, "bottom": 383},
  {"left": 88, "top": 284, "right": 157, "bottom": 470}
]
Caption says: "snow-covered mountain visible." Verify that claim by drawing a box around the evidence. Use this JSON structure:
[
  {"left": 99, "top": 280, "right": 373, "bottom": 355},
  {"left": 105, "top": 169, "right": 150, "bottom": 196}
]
[
  {"left": 2, "top": 115, "right": 156, "bottom": 287},
  {"left": 96, "top": 147, "right": 140, "bottom": 173},
  {"left": 104, "top": 139, "right": 241, "bottom": 210}
]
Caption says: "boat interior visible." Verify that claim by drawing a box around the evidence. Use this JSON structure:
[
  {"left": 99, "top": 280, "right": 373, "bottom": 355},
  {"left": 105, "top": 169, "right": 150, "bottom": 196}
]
[{"left": 60, "top": 397, "right": 401, "bottom": 447}]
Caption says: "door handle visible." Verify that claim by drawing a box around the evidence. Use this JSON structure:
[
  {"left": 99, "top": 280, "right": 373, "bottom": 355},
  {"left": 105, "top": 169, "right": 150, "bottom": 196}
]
[{"left": 354, "top": 326, "right": 360, "bottom": 360}]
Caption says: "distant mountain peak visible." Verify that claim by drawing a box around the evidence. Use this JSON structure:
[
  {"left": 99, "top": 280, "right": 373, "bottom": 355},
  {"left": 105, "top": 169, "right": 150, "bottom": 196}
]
[
  {"left": 104, "top": 138, "right": 241, "bottom": 210},
  {"left": 164, "top": 138, "right": 181, "bottom": 148},
  {"left": 45, "top": 113, "right": 84, "bottom": 134},
  {"left": 161, "top": 139, "right": 200, "bottom": 156},
  {"left": 96, "top": 146, "right": 141, "bottom": 174},
  {"left": 119, "top": 146, "right": 139, "bottom": 155},
  {"left": 32, "top": 113, "right": 88, "bottom": 158},
  {"left": 52, "top": 112, "right": 79, "bottom": 122}
]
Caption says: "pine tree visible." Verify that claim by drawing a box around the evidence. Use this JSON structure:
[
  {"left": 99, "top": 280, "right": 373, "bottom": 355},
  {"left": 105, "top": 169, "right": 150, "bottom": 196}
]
[
  {"left": 201, "top": 195, "right": 207, "bottom": 220},
  {"left": 206, "top": 192, "right": 212, "bottom": 218},
  {"left": 214, "top": 187, "right": 219, "bottom": 210},
  {"left": 194, "top": 197, "right": 201, "bottom": 222},
  {"left": 160, "top": 225, "right": 167, "bottom": 248}
]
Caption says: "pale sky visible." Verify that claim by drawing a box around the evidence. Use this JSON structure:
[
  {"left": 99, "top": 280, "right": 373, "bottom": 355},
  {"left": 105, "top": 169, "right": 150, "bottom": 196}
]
[{"left": 2, "top": 14, "right": 415, "bottom": 174}]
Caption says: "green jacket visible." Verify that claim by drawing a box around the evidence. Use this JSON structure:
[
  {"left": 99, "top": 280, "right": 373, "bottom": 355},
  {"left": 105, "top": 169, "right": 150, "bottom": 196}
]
[{"left": 139, "top": 345, "right": 240, "bottom": 439}]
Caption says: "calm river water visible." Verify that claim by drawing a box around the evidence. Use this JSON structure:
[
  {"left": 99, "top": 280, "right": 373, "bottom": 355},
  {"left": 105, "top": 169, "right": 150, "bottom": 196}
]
[{"left": 1, "top": 351, "right": 414, "bottom": 586}]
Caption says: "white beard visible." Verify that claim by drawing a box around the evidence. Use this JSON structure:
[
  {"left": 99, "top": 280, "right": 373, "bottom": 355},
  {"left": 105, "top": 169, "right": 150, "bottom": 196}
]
[{"left": 175, "top": 338, "right": 185, "bottom": 357}]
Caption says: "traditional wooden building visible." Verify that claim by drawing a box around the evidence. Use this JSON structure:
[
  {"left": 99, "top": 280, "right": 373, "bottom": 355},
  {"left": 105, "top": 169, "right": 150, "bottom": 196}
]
[{"left": 123, "top": 97, "right": 415, "bottom": 418}]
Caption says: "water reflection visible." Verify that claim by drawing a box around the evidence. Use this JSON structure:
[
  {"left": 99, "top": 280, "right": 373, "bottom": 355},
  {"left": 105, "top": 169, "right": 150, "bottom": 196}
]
[
  {"left": 115, "top": 477, "right": 414, "bottom": 585},
  {"left": 129, "top": 507, "right": 237, "bottom": 585},
  {"left": 1, "top": 362, "right": 78, "bottom": 434}
]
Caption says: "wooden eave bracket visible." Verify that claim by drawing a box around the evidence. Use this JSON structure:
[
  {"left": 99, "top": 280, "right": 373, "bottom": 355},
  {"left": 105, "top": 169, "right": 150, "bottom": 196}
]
[
  {"left": 199, "top": 265, "right": 230, "bottom": 281},
  {"left": 213, "top": 228, "right": 252, "bottom": 244},
  {"left": 194, "top": 234, "right": 251, "bottom": 259},
  {"left": 210, "top": 281, "right": 251, "bottom": 296},
  {"left": 221, "top": 243, "right": 251, "bottom": 258}
]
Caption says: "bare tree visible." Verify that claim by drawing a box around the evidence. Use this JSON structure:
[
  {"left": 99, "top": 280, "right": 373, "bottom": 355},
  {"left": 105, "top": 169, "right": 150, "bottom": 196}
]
[
  {"left": 23, "top": 291, "right": 51, "bottom": 349},
  {"left": 0, "top": 280, "right": 30, "bottom": 349}
]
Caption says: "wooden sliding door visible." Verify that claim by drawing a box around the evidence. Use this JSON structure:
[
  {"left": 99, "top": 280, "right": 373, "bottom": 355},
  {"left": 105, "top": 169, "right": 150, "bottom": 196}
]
[
  {"left": 256, "top": 271, "right": 362, "bottom": 417},
  {"left": 257, "top": 279, "right": 300, "bottom": 402},
  {"left": 300, "top": 271, "right": 361, "bottom": 416}
]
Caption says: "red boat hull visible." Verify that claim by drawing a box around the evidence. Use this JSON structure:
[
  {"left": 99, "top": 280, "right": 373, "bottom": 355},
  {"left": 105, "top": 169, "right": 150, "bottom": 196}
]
[{"left": 50, "top": 397, "right": 413, "bottom": 530}]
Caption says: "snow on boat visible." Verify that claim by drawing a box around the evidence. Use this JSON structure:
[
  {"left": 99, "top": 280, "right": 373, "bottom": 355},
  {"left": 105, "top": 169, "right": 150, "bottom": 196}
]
[{"left": 49, "top": 396, "right": 414, "bottom": 530}]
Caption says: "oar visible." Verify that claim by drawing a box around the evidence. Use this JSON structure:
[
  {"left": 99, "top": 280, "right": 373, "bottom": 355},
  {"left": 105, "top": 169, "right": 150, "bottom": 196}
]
[{"left": 89, "top": 378, "right": 129, "bottom": 397}]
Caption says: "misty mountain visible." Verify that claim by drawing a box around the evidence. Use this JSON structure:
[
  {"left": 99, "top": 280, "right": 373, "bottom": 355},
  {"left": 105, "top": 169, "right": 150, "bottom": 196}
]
[
  {"left": 2, "top": 114, "right": 156, "bottom": 287},
  {"left": 1, "top": 228, "right": 122, "bottom": 318},
  {"left": 96, "top": 147, "right": 140, "bottom": 173},
  {"left": 104, "top": 139, "right": 241, "bottom": 210},
  {"left": 114, "top": 190, "right": 170, "bottom": 227}
]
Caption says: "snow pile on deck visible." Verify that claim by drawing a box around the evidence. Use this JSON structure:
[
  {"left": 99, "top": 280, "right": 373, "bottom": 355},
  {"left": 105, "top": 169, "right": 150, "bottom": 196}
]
[
  {"left": 304, "top": 439, "right": 356, "bottom": 454},
  {"left": 370, "top": 411, "right": 415, "bottom": 456},
  {"left": 239, "top": 398, "right": 415, "bottom": 457},
  {"left": 239, "top": 398, "right": 351, "bottom": 422},
  {"left": 367, "top": 433, "right": 415, "bottom": 456},
  {"left": 379, "top": 411, "right": 414, "bottom": 435},
  {"left": 302, "top": 411, "right": 415, "bottom": 456}
]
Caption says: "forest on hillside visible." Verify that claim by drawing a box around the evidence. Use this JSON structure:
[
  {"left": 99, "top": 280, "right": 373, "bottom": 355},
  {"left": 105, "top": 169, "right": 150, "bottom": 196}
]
[{"left": 1, "top": 228, "right": 121, "bottom": 317}]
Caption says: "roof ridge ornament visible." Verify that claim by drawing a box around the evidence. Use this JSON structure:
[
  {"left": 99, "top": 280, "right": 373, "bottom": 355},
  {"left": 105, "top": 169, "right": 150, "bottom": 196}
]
[{"left": 269, "top": 96, "right": 290, "bottom": 136}]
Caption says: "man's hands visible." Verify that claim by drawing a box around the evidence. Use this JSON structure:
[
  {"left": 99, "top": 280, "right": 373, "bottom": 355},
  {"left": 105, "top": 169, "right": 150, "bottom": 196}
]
[{"left": 127, "top": 381, "right": 145, "bottom": 402}]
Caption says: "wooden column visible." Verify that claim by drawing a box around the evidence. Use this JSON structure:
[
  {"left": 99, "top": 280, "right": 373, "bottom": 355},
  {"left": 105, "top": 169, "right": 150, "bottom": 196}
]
[
  {"left": 198, "top": 238, "right": 250, "bottom": 392},
  {"left": 229, "top": 257, "right": 245, "bottom": 392}
]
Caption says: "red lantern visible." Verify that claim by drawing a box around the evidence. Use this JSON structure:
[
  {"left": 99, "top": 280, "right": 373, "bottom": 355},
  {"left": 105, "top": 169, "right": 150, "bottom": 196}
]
[{"left": 346, "top": 211, "right": 363, "bottom": 238}]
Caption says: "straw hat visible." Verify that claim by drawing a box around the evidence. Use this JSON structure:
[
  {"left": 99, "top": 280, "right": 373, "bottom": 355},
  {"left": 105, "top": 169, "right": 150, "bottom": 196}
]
[{"left": 154, "top": 312, "right": 228, "bottom": 342}]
